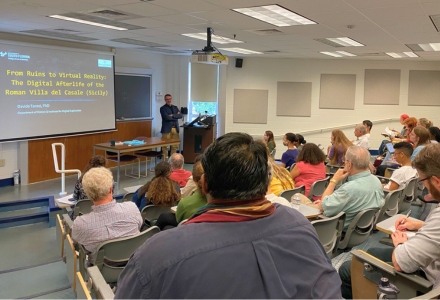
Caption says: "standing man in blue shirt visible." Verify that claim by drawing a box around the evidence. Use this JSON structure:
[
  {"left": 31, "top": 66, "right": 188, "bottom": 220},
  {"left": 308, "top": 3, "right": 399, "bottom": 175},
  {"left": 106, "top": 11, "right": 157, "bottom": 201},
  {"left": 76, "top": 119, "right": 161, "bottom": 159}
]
[{"left": 160, "top": 94, "right": 182, "bottom": 160}]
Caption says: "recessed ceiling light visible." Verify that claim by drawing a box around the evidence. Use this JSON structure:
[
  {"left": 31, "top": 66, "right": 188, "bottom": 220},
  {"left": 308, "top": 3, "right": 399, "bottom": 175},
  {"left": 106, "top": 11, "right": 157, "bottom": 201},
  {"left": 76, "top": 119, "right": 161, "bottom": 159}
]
[
  {"left": 385, "top": 52, "right": 419, "bottom": 58},
  {"left": 182, "top": 33, "right": 243, "bottom": 44},
  {"left": 419, "top": 43, "right": 440, "bottom": 51},
  {"left": 219, "top": 48, "right": 263, "bottom": 54},
  {"left": 320, "top": 51, "right": 356, "bottom": 57},
  {"left": 233, "top": 5, "right": 316, "bottom": 27},
  {"left": 327, "top": 37, "right": 364, "bottom": 47},
  {"left": 48, "top": 15, "right": 128, "bottom": 30}
]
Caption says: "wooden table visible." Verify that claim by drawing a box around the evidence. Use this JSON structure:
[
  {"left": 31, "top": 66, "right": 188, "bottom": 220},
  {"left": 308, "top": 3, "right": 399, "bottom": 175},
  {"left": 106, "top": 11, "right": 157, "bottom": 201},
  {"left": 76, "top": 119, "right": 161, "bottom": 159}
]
[{"left": 94, "top": 138, "right": 180, "bottom": 189}]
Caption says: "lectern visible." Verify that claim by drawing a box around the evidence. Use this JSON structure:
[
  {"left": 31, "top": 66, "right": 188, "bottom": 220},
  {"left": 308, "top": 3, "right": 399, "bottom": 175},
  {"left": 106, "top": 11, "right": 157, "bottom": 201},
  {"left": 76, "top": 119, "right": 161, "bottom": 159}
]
[{"left": 183, "top": 116, "right": 216, "bottom": 163}]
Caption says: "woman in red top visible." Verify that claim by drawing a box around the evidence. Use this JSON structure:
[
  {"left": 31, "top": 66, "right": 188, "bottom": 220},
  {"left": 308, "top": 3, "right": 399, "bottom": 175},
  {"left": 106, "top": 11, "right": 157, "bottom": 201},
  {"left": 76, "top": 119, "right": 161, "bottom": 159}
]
[{"left": 290, "top": 143, "right": 326, "bottom": 198}]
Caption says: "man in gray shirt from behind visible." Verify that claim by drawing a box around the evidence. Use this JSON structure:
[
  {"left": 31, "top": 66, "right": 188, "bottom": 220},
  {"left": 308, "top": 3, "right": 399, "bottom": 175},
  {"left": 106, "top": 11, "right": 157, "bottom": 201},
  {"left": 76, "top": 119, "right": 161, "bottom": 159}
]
[{"left": 115, "top": 132, "right": 342, "bottom": 299}]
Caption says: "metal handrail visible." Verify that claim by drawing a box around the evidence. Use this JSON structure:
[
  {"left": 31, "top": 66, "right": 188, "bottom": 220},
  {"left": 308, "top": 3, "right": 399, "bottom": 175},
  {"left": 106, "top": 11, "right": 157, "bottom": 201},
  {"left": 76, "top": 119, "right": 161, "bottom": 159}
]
[{"left": 52, "top": 143, "right": 81, "bottom": 196}]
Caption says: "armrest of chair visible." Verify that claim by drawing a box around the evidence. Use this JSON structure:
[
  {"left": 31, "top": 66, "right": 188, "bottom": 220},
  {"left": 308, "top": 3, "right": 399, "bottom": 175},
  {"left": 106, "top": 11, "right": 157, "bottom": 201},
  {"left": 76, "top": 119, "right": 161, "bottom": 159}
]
[
  {"left": 411, "top": 286, "right": 440, "bottom": 299},
  {"left": 376, "top": 175, "right": 391, "bottom": 184},
  {"left": 87, "top": 266, "right": 115, "bottom": 299},
  {"left": 65, "top": 206, "right": 73, "bottom": 213}
]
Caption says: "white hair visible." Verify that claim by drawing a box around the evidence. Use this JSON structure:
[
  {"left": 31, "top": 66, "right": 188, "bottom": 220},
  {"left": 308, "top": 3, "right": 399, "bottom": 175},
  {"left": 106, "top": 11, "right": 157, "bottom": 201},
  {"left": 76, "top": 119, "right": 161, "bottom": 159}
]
[
  {"left": 170, "top": 153, "right": 184, "bottom": 169},
  {"left": 345, "top": 146, "right": 370, "bottom": 170},
  {"left": 82, "top": 167, "right": 113, "bottom": 202}
]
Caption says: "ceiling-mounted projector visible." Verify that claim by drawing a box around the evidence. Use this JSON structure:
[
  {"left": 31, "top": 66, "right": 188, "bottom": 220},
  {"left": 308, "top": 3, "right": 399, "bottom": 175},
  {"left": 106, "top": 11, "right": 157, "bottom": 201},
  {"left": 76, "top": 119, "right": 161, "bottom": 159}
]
[{"left": 190, "top": 27, "right": 228, "bottom": 65}]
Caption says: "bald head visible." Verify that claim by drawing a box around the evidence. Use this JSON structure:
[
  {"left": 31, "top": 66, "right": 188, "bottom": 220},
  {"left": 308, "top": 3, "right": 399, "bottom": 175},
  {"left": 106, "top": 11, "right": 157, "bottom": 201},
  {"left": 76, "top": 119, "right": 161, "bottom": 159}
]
[{"left": 170, "top": 153, "right": 184, "bottom": 170}]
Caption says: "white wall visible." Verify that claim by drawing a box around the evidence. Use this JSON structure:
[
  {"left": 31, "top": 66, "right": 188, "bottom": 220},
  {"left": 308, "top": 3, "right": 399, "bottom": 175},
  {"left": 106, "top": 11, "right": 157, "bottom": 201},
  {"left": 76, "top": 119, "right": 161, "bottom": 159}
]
[{"left": 224, "top": 57, "right": 440, "bottom": 157}]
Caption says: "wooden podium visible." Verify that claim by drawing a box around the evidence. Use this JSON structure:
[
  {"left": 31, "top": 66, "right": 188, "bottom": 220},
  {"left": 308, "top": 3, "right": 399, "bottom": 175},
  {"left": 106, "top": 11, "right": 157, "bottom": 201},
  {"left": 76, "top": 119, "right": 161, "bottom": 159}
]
[{"left": 183, "top": 120, "right": 216, "bottom": 163}]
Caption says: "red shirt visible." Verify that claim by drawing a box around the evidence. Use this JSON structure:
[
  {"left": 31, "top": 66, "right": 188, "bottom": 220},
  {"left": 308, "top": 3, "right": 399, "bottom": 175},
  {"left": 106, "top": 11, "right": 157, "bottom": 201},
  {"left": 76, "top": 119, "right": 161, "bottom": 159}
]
[{"left": 170, "top": 169, "right": 192, "bottom": 187}]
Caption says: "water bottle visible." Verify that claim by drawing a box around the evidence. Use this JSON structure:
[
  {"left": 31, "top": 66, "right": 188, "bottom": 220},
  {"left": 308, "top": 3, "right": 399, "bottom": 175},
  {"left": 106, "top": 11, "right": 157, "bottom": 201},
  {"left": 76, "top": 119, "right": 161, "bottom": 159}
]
[
  {"left": 377, "top": 277, "right": 399, "bottom": 299},
  {"left": 13, "top": 170, "right": 20, "bottom": 186},
  {"left": 291, "top": 193, "right": 301, "bottom": 210}
]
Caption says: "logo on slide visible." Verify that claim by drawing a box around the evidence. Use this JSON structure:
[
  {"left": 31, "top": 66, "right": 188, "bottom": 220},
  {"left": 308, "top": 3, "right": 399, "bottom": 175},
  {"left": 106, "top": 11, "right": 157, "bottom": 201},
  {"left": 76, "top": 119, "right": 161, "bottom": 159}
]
[
  {"left": 1, "top": 51, "right": 30, "bottom": 61},
  {"left": 98, "top": 59, "right": 112, "bottom": 68}
]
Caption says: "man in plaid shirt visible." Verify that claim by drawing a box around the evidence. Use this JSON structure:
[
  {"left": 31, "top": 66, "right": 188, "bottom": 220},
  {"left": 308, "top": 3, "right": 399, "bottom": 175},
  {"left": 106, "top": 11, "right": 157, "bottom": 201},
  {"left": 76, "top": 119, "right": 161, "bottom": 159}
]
[{"left": 72, "top": 167, "right": 143, "bottom": 263}]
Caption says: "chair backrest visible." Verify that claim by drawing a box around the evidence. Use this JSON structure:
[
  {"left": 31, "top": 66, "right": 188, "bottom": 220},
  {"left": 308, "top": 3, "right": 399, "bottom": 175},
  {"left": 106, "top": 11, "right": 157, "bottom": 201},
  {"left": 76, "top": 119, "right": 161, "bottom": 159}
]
[
  {"left": 326, "top": 164, "right": 343, "bottom": 174},
  {"left": 279, "top": 186, "right": 306, "bottom": 201},
  {"left": 311, "top": 212, "right": 346, "bottom": 257},
  {"left": 413, "top": 178, "right": 424, "bottom": 201},
  {"left": 92, "top": 226, "right": 160, "bottom": 284},
  {"left": 122, "top": 192, "right": 134, "bottom": 202},
  {"left": 385, "top": 167, "right": 396, "bottom": 178},
  {"left": 398, "top": 177, "right": 418, "bottom": 213},
  {"left": 337, "top": 207, "right": 380, "bottom": 250},
  {"left": 141, "top": 205, "right": 172, "bottom": 225},
  {"left": 86, "top": 266, "right": 115, "bottom": 299},
  {"left": 308, "top": 176, "right": 330, "bottom": 199},
  {"left": 375, "top": 186, "right": 405, "bottom": 226},
  {"left": 73, "top": 199, "right": 93, "bottom": 219},
  {"left": 289, "top": 163, "right": 296, "bottom": 171},
  {"left": 270, "top": 148, "right": 276, "bottom": 159}
]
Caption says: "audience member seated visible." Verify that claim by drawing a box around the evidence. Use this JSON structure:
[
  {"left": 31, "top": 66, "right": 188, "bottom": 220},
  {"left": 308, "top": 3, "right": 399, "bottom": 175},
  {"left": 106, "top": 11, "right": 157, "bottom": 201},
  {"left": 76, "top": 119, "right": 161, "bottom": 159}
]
[
  {"left": 180, "top": 156, "right": 203, "bottom": 198},
  {"left": 265, "top": 162, "right": 292, "bottom": 207},
  {"left": 263, "top": 130, "right": 276, "bottom": 153},
  {"left": 339, "top": 144, "right": 440, "bottom": 299},
  {"left": 72, "top": 167, "right": 142, "bottom": 263},
  {"left": 169, "top": 153, "right": 192, "bottom": 187},
  {"left": 327, "top": 129, "right": 353, "bottom": 166},
  {"left": 73, "top": 155, "right": 107, "bottom": 201},
  {"left": 291, "top": 143, "right": 326, "bottom": 198},
  {"left": 382, "top": 142, "right": 417, "bottom": 191},
  {"left": 379, "top": 114, "right": 410, "bottom": 154},
  {"left": 295, "top": 134, "right": 306, "bottom": 152},
  {"left": 269, "top": 158, "right": 295, "bottom": 196},
  {"left": 352, "top": 124, "right": 370, "bottom": 149},
  {"left": 175, "top": 160, "right": 207, "bottom": 223},
  {"left": 392, "top": 117, "right": 418, "bottom": 144},
  {"left": 417, "top": 117, "right": 433, "bottom": 129},
  {"left": 429, "top": 126, "right": 440, "bottom": 144},
  {"left": 363, "top": 119, "right": 373, "bottom": 140},
  {"left": 280, "top": 132, "right": 299, "bottom": 168},
  {"left": 115, "top": 132, "right": 342, "bottom": 299},
  {"left": 132, "top": 161, "right": 181, "bottom": 211},
  {"left": 376, "top": 126, "right": 430, "bottom": 176},
  {"left": 313, "top": 146, "right": 384, "bottom": 231}
]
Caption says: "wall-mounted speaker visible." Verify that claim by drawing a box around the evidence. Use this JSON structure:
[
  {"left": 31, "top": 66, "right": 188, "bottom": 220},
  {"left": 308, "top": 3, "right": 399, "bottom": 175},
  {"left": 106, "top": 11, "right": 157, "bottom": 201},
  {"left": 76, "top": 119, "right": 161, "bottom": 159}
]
[{"left": 235, "top": 58, "right": 243, "bottom": 68}]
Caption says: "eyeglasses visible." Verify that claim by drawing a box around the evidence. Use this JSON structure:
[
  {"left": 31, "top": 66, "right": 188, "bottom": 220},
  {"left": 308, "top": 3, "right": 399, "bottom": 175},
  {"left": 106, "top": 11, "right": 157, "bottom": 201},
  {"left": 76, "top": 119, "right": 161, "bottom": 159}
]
[
  {"left": 419, "top": 175, "right": 432, "bottom": 182},
  {"left": 392, "top": 151, "right": 402, "bottom": 156}
]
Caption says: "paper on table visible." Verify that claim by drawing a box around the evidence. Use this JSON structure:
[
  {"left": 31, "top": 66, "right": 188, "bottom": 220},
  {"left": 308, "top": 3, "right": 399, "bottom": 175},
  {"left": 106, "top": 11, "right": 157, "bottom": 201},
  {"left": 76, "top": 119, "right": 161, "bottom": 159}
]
[
  {"left": 387, "top": 225, "right": 417, "bottom": 238},
  {"left": 55, "top": 193, "right": 77, "bottom": 206}
]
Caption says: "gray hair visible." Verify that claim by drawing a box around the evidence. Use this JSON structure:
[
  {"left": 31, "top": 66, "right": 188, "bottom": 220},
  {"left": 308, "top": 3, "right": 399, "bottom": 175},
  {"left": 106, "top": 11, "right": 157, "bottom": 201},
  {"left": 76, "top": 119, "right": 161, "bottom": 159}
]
[
  {"left": 412, "top": 144, "right": 440, "bottom": 177},
  {"left": 345, "top": 146, "right": 370, "bottom": 170},
  {"left": 82, "top": 167, "right": 113, "bottom": 202},
  {"left": 356, "top": 124, "right": 367, "bottom": 135},
  {"left": 170, "top": 153, "right": 184, "bottom": 169}
]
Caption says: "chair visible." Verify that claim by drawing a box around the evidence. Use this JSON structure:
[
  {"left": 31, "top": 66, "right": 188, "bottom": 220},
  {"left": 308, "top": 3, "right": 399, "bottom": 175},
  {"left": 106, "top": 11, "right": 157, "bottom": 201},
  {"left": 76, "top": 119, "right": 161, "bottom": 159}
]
[
  {"left": 411, "top": 286, "right": 440, "bottom": 299},
  {"left": 134, "top": 136, "right": 162, "bottom": 175},
  {"left": 337, "top": 207, "right": 380, "bottom": 251},
  {"left": 73, "top": 199, "right": 93, "bottom": 219},
  {"left": 270, "top": 148, "right": 276, "bottom": 159},
  {"left": 398, "top": 177, "right": 418, "bottom": 213},
  {"left": 288, "top": 163, "right": 296, "bottom": 171},
  {"left": 106, "top": 140, "right": 140, "bottom": 179},
  {"left": 76, "top": 271, "right": 92, "bottom": 300},
  {"left": 350, "top": 249, "right": 432, "bottom": 299},
  {"left": 141, "top": 205, "right": 173, "bottom": 226},
  {"left": 375, "top": 186, "right": 405, "bottom": 226},
  {"left": 65, "top": 234, "right": 78, "bottom": 292},
  {"left": 326, "top": 164, "right": 343, "bottom": 174},
  {"left": 308, "top": 176, "right": 330, "bottom": 200},
  {"left": 384, "top": 167, "right": 396, "bottom": 178},
  {"left": 279, "top": 185, "right": 305, "bottom": 201},
  {"left": 56, "top": 214, "right": 66, "bottom": 259},
  {"left": 86, "top": 266, "right": 115, "bottom": 299},
  {"left": 122, "top": 192, "right": 134, "bottom": 202},
  {"left": 311, "top": 212, "right": 345, "bottom": 257},
  {"left": 90, "top": 226, "right": 160, "bottom": 284}
]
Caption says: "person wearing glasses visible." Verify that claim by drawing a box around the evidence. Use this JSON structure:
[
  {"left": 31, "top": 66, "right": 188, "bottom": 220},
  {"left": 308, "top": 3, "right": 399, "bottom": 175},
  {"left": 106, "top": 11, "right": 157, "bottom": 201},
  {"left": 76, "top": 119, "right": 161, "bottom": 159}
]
[{"left": 383, "top": 142, "right": 417, "bottom": 191}]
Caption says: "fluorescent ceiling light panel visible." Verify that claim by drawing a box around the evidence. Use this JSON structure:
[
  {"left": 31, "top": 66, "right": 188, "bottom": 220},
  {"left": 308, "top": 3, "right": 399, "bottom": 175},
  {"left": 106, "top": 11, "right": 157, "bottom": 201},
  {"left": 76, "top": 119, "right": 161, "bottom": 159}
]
[
  {"left": 233, "top": 5, "right": 316, "bottom": 27},
  {"left": 219, "top": 48, "right": 263, "bottom": 54},
  {"left": 320, "top": 51, "right": 356, "bottom": 57},
  {"left": 326, "top": 37, "right": 364, "bottom": 47},
  {"left": 385, "top": 52, "right": 419, "bottom": 58},
  {"left": 49, "top": 15, "right": 128, "bottom": 30},
  {"left": 418, "top": 43, "right": 440, "bottom": 51},
  {"left": 182, "top": 33, "right": 243, "bottom": 44}
]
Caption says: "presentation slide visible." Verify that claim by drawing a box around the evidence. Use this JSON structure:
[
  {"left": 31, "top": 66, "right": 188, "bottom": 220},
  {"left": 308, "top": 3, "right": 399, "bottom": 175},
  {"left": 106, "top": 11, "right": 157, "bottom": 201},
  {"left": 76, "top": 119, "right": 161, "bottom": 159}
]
[{"left": 0, "top": 41, "right": 115, "bottom": 142}]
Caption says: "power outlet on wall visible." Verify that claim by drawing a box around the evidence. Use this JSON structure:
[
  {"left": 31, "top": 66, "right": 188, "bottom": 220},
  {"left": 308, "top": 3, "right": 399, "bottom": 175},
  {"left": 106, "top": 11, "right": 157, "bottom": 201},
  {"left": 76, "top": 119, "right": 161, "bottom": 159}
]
[{"left": 0, "top": 159, "right": 5, "bottom": 167}]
